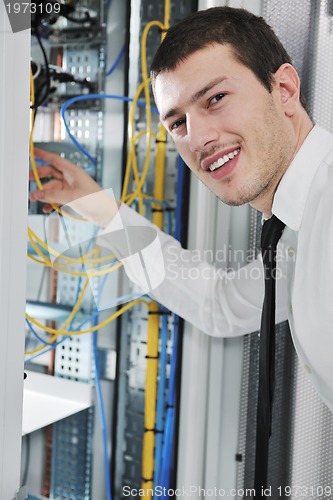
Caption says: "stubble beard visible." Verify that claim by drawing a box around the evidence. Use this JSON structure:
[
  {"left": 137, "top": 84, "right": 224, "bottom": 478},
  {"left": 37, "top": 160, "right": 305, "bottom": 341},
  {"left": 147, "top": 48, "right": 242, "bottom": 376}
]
[{"left": 210, "top": 102, "right": 294, "bottom": 210}]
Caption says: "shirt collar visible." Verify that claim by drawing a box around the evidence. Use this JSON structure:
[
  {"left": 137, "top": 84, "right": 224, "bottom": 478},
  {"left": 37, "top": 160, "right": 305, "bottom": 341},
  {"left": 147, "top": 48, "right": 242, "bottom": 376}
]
[{"left": 272, "top": 124, "right": 333, "bottom": 231}]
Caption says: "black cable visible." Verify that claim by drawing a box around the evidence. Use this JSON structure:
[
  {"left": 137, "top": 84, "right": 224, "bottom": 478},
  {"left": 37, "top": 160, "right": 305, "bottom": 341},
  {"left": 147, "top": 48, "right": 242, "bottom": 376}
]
[
  {"left": 62, "top": 11, "right": 93, "bottom": 24},
  {"left": 170, "top": 164, "right": 191, "bottom": 491},
  {"left": 31, "top": 27, "right": 51, "bottom": 109},
  {"left": 21, "top": 434, "right": 31, "bottom": 486},
  {"left": 30, "top": 3, "right": 93, "bottom": 111}
]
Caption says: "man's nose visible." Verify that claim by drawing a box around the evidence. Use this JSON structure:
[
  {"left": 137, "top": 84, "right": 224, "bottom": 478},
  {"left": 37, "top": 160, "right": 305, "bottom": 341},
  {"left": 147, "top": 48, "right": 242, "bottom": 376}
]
[{"left": 187, "top": 113, "right": 219, "bottom": 153}]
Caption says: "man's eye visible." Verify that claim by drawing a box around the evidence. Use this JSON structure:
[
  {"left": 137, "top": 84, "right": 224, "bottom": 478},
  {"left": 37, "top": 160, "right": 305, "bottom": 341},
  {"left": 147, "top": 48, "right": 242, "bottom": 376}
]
[
  {"left": 170, "top": 118, "right": 185, "bottom": 131},
  {"left": 209, "top": 93, "right": 225, "bottom": 105}
]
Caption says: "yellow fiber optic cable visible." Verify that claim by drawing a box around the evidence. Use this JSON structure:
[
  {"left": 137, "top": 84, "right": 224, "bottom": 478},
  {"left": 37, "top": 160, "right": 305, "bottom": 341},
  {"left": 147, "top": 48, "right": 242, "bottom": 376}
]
[
  {"left": 54, "top": 252, "right": 118, "bottom": 267},
  {"left": 25, "top": 277, "right": 90, "bottom": 355},
  {"left": 163, "top": 0, "right": 171, "bottom": 35},
  {"left": 28, "top": 235, "right": 122, "bottom": 277},
  {"left": 28, "top": 224, "right": 119, "bottom": 269},
  {"left": 121, "top": 82, "right": 148, "bottom": 198},
  {"left": 27, "top": 245, "right": 96, "bottom": 355},
  {"left": 25, "top": 339, "right": 57, "bottom": 357},
  {"left": 26, "top": 298, "right": 150, "bottom": 337},
  {"left": 140, "top": 3, "right": 171, "bottom": 494},
  {"left": 122, "top": 22, "right": 165, "bottom": 209},
  {"left": 141, "top": 301, "right": 159, "bottom": 497},
  {"left": 121, "top": 80, "right": 155, "bottom": 206},
  {"left": 28, "top": 253, "right": 50, "bottom": 266},
  {"left": 60, "top": 278, "right": 90, "bottom": 331},
  {"left": 140, "top": 20, "right": 164, "bottom": 80},
  {"left": 152, "top": 127, "right": 167, "bottom": 229},
  {"left": 121, "top": 131, "right": 158, "bottom": 214},
  {"left": 152, "top": 1, "right": 170, "bottom": 229},
  {"left": 26, "top": 245, "right": 102, "bottom": 355}
]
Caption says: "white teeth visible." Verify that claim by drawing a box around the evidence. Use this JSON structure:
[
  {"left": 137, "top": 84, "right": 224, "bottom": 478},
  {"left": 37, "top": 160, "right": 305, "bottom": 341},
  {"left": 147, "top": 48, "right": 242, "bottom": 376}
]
[{"left": 209, "top": 148, "right": 240, "bottom": 172}]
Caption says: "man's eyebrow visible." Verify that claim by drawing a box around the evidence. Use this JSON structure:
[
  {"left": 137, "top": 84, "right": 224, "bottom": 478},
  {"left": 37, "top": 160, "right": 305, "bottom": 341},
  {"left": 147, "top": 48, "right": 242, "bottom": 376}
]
[
  {"left": 161, "top": 77, "right": 227, "bottom": 122},
  {"left": 191, "top": 77, "right": 227, "bottom": 103}
]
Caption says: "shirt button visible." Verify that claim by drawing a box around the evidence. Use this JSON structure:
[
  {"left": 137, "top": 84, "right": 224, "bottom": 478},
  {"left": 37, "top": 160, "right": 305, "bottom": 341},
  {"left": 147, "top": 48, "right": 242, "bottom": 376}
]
[
  {"left": 289, "top": 304, "right": 293, "bottom": 315},
  {"left": 287, "top": 247, "right": 295, "bottom": 257},
  {"left": 304, "top": 364, "right": 312, "bottom": 375}
]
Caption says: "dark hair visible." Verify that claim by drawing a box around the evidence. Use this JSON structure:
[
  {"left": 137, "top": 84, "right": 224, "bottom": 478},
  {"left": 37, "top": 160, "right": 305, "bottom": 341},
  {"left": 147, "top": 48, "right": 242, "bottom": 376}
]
[{"left": 151, "top": 7, "right": 306, "bottom": 109}]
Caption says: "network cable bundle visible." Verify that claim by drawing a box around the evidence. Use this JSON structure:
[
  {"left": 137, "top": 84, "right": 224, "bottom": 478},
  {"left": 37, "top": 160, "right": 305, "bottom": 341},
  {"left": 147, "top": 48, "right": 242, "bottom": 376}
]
[{"left": 25, "top": 0, "right": 193, "bottom": 498}]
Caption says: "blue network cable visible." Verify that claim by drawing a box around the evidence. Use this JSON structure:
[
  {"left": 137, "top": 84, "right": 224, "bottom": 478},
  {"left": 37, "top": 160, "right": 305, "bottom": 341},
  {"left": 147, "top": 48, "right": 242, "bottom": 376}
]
[
  {"left": 153, "top": 309, "right": 169, "bottom": 493},
  {"left": 24, "top": 318, "right": 91, "bottom": 364},
  {"left": 26, "top": 317, "right": 62, "bottom": 347},
  {"left": 92, "top": 322, "right": 112, "bottom": 500},
  {"left": 60, "top": 93, "right": 159, "bottom": 170},
  {"left": 159, "top": 314, "right": 179, "bottom": 492},
  {"left": 158, "top": 157, "right": 186, "bottom": 493},
  {"left": 93, "top": 267, "right": 145, "bottom": 500},
  {"left": 92, "top": 272, "right": 145, "bottom": 500},
  {"left": 106, "top": 45, "right": 125, "bottom": 77},
  {"left": 174, "top": 156, "right": 186, "bottom": 242}
]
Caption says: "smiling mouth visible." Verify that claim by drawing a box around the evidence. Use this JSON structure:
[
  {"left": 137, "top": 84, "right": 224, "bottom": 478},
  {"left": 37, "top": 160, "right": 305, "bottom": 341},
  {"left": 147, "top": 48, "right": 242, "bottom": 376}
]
[{"left": 208, "top": 148, "right": 240, "bottom": 172}]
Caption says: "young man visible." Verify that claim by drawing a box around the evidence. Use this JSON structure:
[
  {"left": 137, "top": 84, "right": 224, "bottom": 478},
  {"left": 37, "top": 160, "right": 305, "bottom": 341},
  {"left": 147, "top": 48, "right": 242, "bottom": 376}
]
[{"left": 30, "top": 7, "right": 333, "bottom": 413}]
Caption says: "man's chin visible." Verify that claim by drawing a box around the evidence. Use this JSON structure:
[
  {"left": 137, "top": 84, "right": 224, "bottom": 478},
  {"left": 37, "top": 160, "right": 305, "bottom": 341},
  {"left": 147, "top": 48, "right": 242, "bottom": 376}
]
[
  {"left": 200, "top": 178, "right": 264, "bottom": 208},
  {"left": 216, "top": 192, "right": 252, "bottom": 207}
]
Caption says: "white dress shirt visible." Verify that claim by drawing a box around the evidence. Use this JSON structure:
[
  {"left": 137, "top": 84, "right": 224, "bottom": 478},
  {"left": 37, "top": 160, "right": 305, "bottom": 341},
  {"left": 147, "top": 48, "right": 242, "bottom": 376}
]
[{"left": 99, "top": 124, "right": 333, "bottom": 412}]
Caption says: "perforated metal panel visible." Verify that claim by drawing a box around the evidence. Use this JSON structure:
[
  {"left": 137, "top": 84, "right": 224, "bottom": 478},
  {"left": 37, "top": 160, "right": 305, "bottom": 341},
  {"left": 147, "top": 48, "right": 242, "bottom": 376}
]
[
  {"left": 287, "top": 0, "right": 333, "bottom": 491},
  {"left": 236, "top": 1, "right": 333, "bottom": 497},
  {"left": 56, "top": 335, "right": 94, "bottom": 382},
  {"left": 307, "top": 0, "right": 333, "bottom": 132},
  {"left": 51, "top": 408, "right": 94, "bottom": 500},
  {"left": 62, "top": 110, "right": 102, "bottom": 168},
  {"left": 63, "top": 45, "right": 103, "bottom": 82}
]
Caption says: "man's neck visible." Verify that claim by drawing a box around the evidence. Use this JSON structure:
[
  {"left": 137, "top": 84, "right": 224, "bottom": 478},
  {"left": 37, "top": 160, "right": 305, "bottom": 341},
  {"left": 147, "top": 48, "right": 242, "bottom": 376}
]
[{"left": 251, "top": 117, "right": 314, "bottom": 218}]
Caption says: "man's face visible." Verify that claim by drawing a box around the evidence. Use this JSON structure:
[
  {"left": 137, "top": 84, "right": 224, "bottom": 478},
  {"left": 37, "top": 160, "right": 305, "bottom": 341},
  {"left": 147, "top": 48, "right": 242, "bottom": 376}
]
[{"left": 154, "top": 44, "right": 296, "bottom": 213}]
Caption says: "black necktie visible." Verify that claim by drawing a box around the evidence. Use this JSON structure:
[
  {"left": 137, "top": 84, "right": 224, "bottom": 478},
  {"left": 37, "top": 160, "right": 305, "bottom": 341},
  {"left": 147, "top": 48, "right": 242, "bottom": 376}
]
[{"left": 254, "top": 215, "right": 285, "bottom": 498}]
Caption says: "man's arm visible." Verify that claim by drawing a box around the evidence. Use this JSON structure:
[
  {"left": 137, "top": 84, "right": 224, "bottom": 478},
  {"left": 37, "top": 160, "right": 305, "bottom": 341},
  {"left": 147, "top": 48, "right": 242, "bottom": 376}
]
[
  {"left": 98, "top": 203, "right": 289, "bottom": 337},
  {"left": 30, "top": 150, "right": 289, "bottom": 337},
  {"left": 30, "top": 148, "right": 120, "bottom": 228}
]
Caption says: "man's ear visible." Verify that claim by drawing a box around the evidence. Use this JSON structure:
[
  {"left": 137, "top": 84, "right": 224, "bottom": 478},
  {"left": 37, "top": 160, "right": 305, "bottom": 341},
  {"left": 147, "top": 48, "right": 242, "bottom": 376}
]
[{"left": 272, "top": 63, "right": 300, "bottom": 116}]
